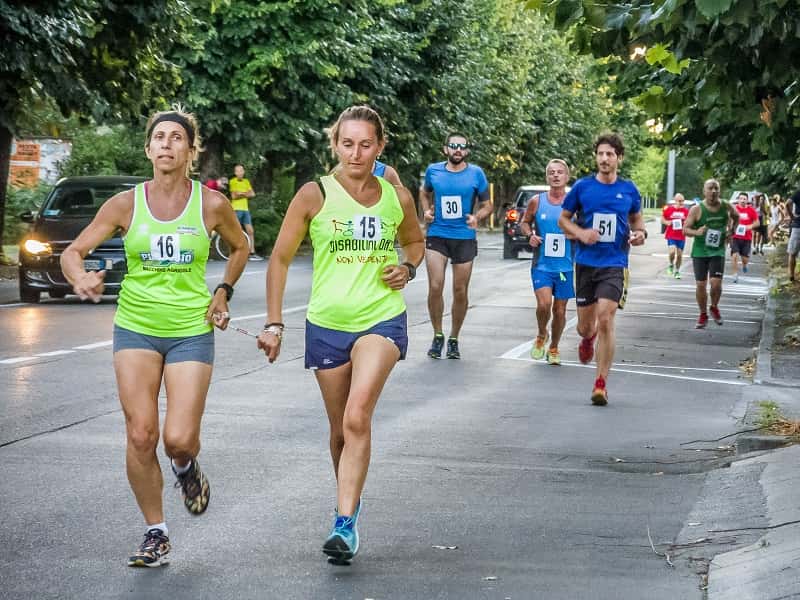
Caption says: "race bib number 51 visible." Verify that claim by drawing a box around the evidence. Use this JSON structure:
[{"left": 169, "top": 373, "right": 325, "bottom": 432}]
[
  {"left": 441, "top": 195, "right": 463, "bottom": 219},
  {"left": 592, "top": 212, "right": 616, "bottom": 242}
]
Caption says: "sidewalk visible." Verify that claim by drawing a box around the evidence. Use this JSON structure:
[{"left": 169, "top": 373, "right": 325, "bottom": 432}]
[{"left": 706, "top": 250, "right": 800, "bottom": 599}]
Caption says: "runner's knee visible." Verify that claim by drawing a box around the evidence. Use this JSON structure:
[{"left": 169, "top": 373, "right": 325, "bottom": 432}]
[
  {"left": 163, "top": 430, "right": 198, "bottom": 459},
  {"left": 343, "top": 406, "right": 372, "bottom": 440},
  {"left": 127, "top": 424, "right": 159, "bottom": 455}
]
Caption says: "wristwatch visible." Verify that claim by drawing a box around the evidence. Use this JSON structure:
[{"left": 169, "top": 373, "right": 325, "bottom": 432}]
[
  {"left": 214, "top": 282, "right": 234, "bottom": 301},
  {"left": 402, "top": 262, "right": 417, "bottom": 281}
]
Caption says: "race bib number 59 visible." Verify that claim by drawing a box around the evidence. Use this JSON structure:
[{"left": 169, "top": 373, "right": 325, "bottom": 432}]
[
  {"left": 592, "top": 212, "right": 616, "bottom": 242},
  {"left": 705, "top": 228, "right": 722, "bottom": 248}
]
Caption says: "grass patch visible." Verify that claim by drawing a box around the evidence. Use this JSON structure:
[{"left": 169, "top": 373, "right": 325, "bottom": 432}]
[{"left": 755, "top": 400, "right": 800, "bottom": 439}]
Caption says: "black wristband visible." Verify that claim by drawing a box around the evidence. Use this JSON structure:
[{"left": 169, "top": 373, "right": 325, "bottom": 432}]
[
  {"left": 264, "top": 322, "right": 285, "bottom": 330},
  {"left": 214, "top": 282, "right": 234, "bottom": 301},
  {"left": 402, "top": 262, "right": 417, "bottom": 281}
]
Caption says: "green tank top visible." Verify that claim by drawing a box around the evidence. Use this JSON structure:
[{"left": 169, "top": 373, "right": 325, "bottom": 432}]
[
  {"left": 691, "top": 201, "right": 731, "bottom": 258},
  {"left": 114, "top": 180, "right": 213, "bottom": 337},
  {"left": 306, "top": 175, "right": 406, "bottom": 332}
]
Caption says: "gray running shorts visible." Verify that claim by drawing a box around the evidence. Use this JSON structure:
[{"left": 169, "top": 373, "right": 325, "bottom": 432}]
[{"left": 113, "top": 325, "right": 214, "bottom": 365}]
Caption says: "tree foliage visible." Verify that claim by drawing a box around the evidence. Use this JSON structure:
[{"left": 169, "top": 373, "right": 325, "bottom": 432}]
[{"left": 526, "top": 0, "right": 800, "bottom": 190}]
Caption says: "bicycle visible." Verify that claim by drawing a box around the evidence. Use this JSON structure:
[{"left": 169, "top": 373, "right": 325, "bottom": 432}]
[{"left": 211, "top": 230, "right": 250, "bottom": 261}]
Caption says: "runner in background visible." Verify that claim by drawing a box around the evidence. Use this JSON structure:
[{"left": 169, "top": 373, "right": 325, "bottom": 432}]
[{"left": 660, "top": 193, "right": 689, "bottom": 279}]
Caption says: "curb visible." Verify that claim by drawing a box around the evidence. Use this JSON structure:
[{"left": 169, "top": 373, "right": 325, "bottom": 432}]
[
  {"left": 735, "top": 434, "right": 791, "bottom": 455},
  {"left": 753, "top": 275, "right": 800, "bottom": 388}
]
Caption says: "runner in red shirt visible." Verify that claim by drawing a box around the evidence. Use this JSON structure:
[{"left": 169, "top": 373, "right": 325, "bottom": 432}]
[
  {"left": 730, "top": 192, "right": 760, "bottom": 282},
  {"left": 661, "top": 193, "right": 690, "bottom": 279}
]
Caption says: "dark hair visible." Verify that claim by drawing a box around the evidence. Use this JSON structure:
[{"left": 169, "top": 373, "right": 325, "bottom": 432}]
[
  {"left": 327, "top": 105, "right": 386, "bottom": 154},
  {"left": 593, "top": 132, "right": 625, "bottom": 156},
  {"left": 444, "top": 132, "right": 470, "bottom": 147}
]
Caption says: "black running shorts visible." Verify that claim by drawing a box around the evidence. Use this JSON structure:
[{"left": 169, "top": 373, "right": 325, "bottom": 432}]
[
  {"left": 425, "top": 236, "right": 478, "bottom": 264},
  {"left": 692, "top": 255, "right": 725, "bottom": 281},
  {"left": 729, "top": 238, "right": 752, "bottom": 257},
  {"left": 574, "top": 265, "right": 628, "bottom": 308}
]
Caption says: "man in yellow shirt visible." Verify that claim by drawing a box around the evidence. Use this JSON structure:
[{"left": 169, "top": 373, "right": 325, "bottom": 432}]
[{"left": 229, "top": 164, "right": 262, "bottom": 260}]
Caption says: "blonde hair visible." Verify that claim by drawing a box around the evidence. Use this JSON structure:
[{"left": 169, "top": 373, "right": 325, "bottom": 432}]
[
  {"left": 144, "top": 104, "right": 203, "bottom": 178},
  {"left": 545, "top": 158, "right": 570, "bottom": 177},
  {"left": 327, "top": 105, "right": 386, "bottom": 156}
]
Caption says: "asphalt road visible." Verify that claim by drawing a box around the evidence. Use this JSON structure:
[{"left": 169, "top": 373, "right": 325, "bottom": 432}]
[{"left": 0, "top": 226, "right": 769, "bottom": 599}]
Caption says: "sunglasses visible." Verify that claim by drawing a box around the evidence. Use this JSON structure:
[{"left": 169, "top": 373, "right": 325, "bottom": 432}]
[{"left": 446, "top": 142, "right": 469, "bottom": 150}]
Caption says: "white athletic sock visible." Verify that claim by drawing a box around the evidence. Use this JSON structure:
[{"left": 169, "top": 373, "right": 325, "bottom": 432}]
[
  {"left": 171, "top": 458, "right": 192, "bottom": 475},
  {"left": 147, "top": 522, "right": 168, "bottom": 537}
]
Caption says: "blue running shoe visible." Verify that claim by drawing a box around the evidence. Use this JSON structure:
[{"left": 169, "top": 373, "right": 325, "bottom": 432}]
[
  {"left": 323, "top": 515, "right": 359, "bottom": 562},
  {"left": 428, "top": 333, "right": 445, "bottom": 359},
  {"left": 743, "top": 264, "right": 748, "bottom": 273}
]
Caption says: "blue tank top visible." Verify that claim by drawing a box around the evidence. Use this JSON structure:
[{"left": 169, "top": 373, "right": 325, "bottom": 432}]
[
  {"left": 531, "top": 192, "right": 573, "bottom": 273},
  {"left": 372, "top": 160, "right": 387, "bottom": 177}
]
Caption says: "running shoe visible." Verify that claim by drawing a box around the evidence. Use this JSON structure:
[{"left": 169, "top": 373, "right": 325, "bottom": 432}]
[
  {"left": 173, "top": 459, "right": 210, "bottom": 515},
  {"left": 742, "top": 264, "right": 748, "bottom": 273},
  {"left": 710, "top": 305, "right": 723, "bottom": 325},
  {"left": 128, "top": 528, "right": 170, "bottom": 568},
  {"left": 590, "top": 377, "right": 608, "bottom": 406},
  {"left": 546, "top": 348, "right": 561, "bottom": 365},
  {"left": 248, "top": 253, "right": 264, "bottom": 261},
  {"left": 578, "top": 334, "right": 596, "bottom": 364},
  {"left": 323, "top": 515, "right": 359, "bottom": 562},
  {"left": 732, "top": 273, "right": 738, "bottom": 283},
  {"left": 666, "top": 265, "right": 674, "bottom": 276},
  {"left": 696, "top": 313, "right": 708, "bottom": 329},
  {"left": 446, "top": 337, "right": 460, "bottom": 359},
  {"left": 674, "top": 270, "right": 681, "bottom": 279},
  {"left": 530, "top": 334, "right": 548, "bottom": 360},
  {"left": 428, "top": 333, "right": 445, "bottom": 359}
]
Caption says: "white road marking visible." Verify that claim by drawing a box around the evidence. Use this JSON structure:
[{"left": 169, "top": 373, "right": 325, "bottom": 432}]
[
  {"left": 72, "top": 341, "right": 113, "bottom": 350},
  {"left": 0, "top": 303, "right": 24, "bottom": 309},
  {"left": 623, "top": 300, "right": 761, "bottom": 314},
  {"left": 618, "top": 311, "right": 760, "bottom": 324},
  {"left": 0, "top": 356, "right": 38, "bottom": 364},
  {"left": 36, "top": 350, "right": 77, "bottom": 357}
]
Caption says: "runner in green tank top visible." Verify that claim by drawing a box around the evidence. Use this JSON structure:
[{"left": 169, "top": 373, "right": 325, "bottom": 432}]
[
  {"left": 257, "top": 106, "right": 424, "bottom": 564},
  {"left": 61, "top": 107, "right": 249, "bottom": 567},
  {"left": 684, "top": 178, "right": 740, "bottom": 329}
]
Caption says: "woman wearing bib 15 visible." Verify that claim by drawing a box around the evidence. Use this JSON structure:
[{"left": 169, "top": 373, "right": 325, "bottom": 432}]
[
  {"left": 257, "top": 105, "right": 424, "bottom": 563},
  {"left": 61, "top": 106, "right": 249, "bottom": 567}
]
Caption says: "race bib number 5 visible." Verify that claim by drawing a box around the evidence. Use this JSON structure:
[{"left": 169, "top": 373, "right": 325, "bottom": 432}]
[
  {"left": 441, "top": 195, "right": 463, "bottom": 219},
  {"left": 705, "top": 228, "right": 722, "bottom": 248},
  {"left": 353, "top": 215, "right": 382, "bottom": 240},
  {"left": 544, "top": 233, "right": 566, "bottom": 258},
  {"left": 592, "top": 212, "right": 616, "bottom": 242},
  {"left": 150, "top": 233, "right": 180, "bottom": 261}
]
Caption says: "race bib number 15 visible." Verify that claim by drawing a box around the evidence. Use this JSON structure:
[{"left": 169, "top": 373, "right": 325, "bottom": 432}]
[
  {"left": 441, "top": 195, "right": 463, "bottom": 219},
  {"left": 592, "top": 212, "right": 616, "bottom": 242},
  {"left": 353, "top": 215, "right": 382, "bottom": 240}
]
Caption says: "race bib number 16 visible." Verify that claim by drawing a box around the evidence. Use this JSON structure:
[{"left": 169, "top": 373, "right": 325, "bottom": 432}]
[
  {"left": 592, "top": 212, "right": 616, "bottom": 243},
  {"left": 150, "top": 233, "right": 180, "bottom": 261}
]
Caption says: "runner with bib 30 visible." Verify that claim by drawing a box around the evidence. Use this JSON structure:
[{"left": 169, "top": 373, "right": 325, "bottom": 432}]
[
  {"left": 683, "top": 178, "right": 740, "bottom": 329},
  {"left": 558, "top": 133, "right": 646, "bottom": 406}
]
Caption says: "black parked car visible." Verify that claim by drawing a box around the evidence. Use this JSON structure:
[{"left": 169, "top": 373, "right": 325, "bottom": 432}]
[
  {"left": 18, "top": 176, "right": 146, "bottom": 303},
  {"left": 502, "top": 185, "right": 549, "bottom": 259}
]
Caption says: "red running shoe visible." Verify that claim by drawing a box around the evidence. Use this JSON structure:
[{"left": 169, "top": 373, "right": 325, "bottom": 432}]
[
  {"left": 591, "top": 377, "right": 608, "bottom": 406},
  {"left": 578, "top": 333, "right": 596, "bottom": 364},
  {"left": 710, "top": 306, "right": 723, "bottom": 325},
  {"left": 696, "top": 313, "right": 708, "bottom": 329}
]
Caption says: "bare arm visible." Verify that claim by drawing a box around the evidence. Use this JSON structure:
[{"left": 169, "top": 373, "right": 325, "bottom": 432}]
[
  {"left": 203, "top": 188, "right": 250, "bottom": 328},
  {"left": 382, "top": 186, "right": 425, "bottom": 290},
  {"left": 558, "top": 209, "right": 599, "bottom": 245},
  {"left": 628, "top": 211, "right": 646, "bottom": 246},
  {"left": 683, "top": 205, "right": 704, "bottom": 237},
  {"left": 420, "top": 186, "right": 434, "bottom": 223},
  {"left": 256, "top": 182, "right": 320, "bottom": 363},
  {"left": 382, "top": 165, "right": 403, "bottom": 187},
  {"left": 60, "top": 190, "right": 133, "bottom": 302},
  {"left": 519, "top": 195, "right": 542, "bottom": 246}
]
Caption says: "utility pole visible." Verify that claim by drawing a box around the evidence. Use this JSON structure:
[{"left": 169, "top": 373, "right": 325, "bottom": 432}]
[{"left": 666, "top": 149, "right": 676, "bottom": 205}]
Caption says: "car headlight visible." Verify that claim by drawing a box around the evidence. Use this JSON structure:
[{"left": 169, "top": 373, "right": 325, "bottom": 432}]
[{"left": 23, "top": 239, "right": 52, "bottom": 256}]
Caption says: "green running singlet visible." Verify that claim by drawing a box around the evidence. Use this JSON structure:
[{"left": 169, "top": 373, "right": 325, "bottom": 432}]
[
  {"left": 306, "top": 175, "right": 406, "bottom": 332},
  {"left": 114, "top": 180, "right": 213, "bottom": 337},
  {"left": 691, "top": 201, "right": 731, "bottom": 258}
]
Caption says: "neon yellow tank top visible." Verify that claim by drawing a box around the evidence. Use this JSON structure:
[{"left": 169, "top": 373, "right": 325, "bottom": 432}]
[
  {"left": 114, "top": 181, "right": 213, "bottom": 337},
  {"left": 306, "top": 175, "right": 406, "bottom": 331}
]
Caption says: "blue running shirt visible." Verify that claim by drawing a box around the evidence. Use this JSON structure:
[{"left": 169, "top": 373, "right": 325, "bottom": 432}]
[
  {"left": 562, "top": 175, "right": 642, "bottom": 268},
  {"left": 532, "top": 192, "right": 574, "bottom": 273},
  {"left": 424, "top": 162, "right": 490, "bottom": 240},
  {"left": 372, "top": 160, "right": 387, "bottom": 177}
]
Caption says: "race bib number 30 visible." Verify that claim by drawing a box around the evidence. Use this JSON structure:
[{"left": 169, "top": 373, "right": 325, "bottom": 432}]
[
  {"left": 592, "top": 212, "right": 616, "bottom": 242},
  {"left": 150, "top": 233, "right": 181, "bottom": 261},
  {"left": 705, "top": 228, "right": 722, "bottom": 248},
  {"left": 544, "top": 233, "right": 566, "bottom": 258},
  {"left": 672, "top": 218, "right": 683, "bottom": 231},
  {"left": 353, "top": 215, "right": 382, "bottom": 240},
  {"left": 441, "top": 195, "right": 463, "bottom": 219},
  {"left": 735, "top": 224, "right": 747, "bottom": 236}
]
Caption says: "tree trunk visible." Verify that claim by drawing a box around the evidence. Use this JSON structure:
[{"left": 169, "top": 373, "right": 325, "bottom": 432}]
[
  {"left": 199, "top": 133, "right": 223, "bottom": 181},
  {"left": 0, "top": 124, "right": 12, "bottom": 262}
]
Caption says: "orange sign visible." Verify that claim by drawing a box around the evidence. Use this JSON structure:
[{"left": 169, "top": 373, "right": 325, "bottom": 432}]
[
  {"left": 10, "top": 141, "right": 40, "bottom": 163},
  {"left": 9, "top": 140, "right": 42, "bottom": 188}
]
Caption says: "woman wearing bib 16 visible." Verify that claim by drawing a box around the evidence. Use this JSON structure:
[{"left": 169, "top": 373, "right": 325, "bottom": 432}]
[
  {"left": 61, "top": 107, "right": 249, "bottom": 567},
  {"left": 257, "top": 105, "right": 424, "bottom": 563},
  {"left": 683, "top": 178, "right": 740, "bottom": 329}
]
